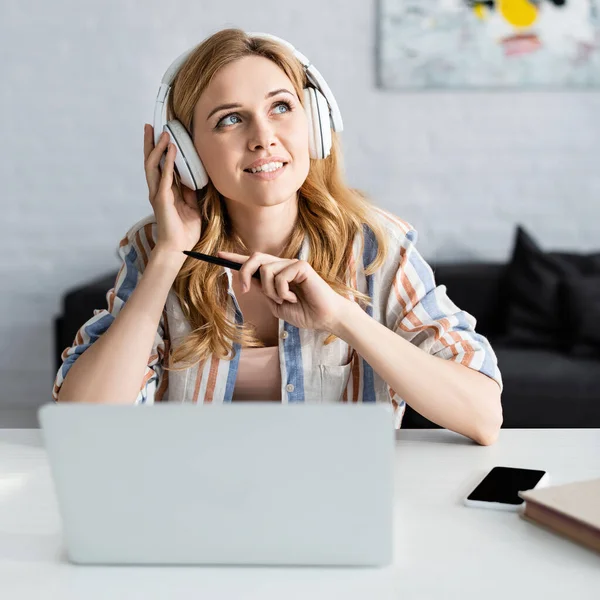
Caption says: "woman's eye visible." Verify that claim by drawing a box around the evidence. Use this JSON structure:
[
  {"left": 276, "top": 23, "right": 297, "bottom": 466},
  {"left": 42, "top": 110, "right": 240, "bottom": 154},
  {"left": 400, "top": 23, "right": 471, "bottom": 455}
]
[
  {"left": 273, "top": 101, "right": 291, "bottom": 114},
  {"left": 216, "top": 101, "right": 292, "bottom": 129},
  {"left": 218, "top": 114, "right": 241, "bottom": 128}
]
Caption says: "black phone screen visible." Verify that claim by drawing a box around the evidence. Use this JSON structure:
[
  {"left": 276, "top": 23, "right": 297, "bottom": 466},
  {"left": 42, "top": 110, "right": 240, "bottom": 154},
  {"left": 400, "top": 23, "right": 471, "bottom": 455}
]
[{"left": 467, "top": 466, "right": 547, "bottom": 505}]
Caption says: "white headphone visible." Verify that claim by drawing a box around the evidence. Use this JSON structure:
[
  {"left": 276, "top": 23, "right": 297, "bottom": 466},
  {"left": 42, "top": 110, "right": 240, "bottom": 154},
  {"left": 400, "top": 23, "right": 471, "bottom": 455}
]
[{"left": 153, "top": 31, "right": 344, "bottom": 190}]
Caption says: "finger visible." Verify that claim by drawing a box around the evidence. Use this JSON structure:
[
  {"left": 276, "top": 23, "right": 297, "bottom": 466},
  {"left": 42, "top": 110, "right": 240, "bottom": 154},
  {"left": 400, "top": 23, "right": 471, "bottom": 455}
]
[
  {"left": 143, "top": 123, "right": 154, "bottom": 163},
  {"left": 217, "top": 252, "right": 293, "bottom": 298},
  {"left": 274, "top": 269, "right": 298, "bottom": 303},
  {"left": 219, "top": 252, "right": 270, "bottom": 293},
  {"left": 217, "top": 251, "right": 251, "bottom": 289},
  {"left": 258, "top": 262, "right": 283, "bottom": 304},
  {"left": 144, "top": 130, "right": 170, "bottom": 196},
  {"left": 217, "top": 251, "right": 250, "bottom": 262},
  {"left": 275, "top": 262, "right": 310, "bottom": 301},
  {"left": 239, "top": 254, "right": 273, "bottom": 295},
  {"left": 143, "top": 124, "right": 159, "bottom": 197},
  {"left": 271, "top": 262, "right": 301, "bottom": 303},
  {"left": 259, "top": 260, "right": 298, "bottom": 303},
  {"left": 158, "top": 143, "right": 177, "bottom": 192},
  {"left": 145, "top": 130, "right": 171, "bottom": 172}
]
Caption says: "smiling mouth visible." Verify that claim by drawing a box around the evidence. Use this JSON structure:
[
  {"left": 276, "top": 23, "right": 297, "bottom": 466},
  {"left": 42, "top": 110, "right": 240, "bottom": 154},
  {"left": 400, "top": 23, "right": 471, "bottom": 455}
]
[
  {"left": 243, "top": 162, "right": 289, "bottom": 181},
  {"left": 243, "top": 162, "right": 288, "bottom": 174}
]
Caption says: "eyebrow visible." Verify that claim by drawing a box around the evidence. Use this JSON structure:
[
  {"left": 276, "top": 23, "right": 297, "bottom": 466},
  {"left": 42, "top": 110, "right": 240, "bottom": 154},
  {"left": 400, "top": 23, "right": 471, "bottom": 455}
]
[{"left": 206, "top": 88, "right": 295, "bottom": 121}]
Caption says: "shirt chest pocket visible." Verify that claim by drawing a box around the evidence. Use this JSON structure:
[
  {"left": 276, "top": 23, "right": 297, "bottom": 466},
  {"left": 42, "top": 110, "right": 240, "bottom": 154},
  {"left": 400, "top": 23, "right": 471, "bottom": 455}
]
[{"left": 318, "top": 362, "right": 353, "bottom": 403}]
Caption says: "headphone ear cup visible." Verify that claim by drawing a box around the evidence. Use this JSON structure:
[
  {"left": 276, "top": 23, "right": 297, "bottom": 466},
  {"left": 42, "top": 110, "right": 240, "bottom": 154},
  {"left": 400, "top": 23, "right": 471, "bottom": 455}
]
[
  {"left": 163, "top": 120, "right": 208, "bottom": 190},
  {"left": 303, "top": 87, "right": 332, "bottom": 159}
]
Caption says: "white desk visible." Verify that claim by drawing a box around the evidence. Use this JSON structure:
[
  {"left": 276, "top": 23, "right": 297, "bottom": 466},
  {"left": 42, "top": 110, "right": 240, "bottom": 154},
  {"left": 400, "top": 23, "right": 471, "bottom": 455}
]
[{"left": 1, "top": 428, "right": 599, "bottom": 600}]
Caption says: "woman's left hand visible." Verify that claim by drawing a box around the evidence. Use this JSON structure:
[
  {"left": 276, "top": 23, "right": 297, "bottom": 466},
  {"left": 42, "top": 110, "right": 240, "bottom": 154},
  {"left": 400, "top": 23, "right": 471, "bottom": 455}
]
[{"left": 217, "top": 251, "right": 351, "bottom": 333}]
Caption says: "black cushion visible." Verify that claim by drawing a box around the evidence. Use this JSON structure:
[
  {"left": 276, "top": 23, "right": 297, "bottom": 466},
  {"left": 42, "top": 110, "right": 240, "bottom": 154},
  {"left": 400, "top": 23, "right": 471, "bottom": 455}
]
[
  {"left": 562, "top": 274, "right": 600, "bottom": 357},
  {"left": 503, "top": 226, "right": 579, "bottom": 350}
]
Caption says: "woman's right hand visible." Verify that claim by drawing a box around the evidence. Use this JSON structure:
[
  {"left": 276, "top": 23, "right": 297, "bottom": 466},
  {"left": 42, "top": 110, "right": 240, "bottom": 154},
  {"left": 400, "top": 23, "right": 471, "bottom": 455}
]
[{"left": 143, "top": 123, "right": 202, "bottom": 254}]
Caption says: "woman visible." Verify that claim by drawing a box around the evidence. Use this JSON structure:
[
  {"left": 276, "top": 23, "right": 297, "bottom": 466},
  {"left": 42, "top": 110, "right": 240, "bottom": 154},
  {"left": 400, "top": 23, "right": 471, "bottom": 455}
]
[{"left": 54, "top": 29, "right": 503, "bottom": 445}]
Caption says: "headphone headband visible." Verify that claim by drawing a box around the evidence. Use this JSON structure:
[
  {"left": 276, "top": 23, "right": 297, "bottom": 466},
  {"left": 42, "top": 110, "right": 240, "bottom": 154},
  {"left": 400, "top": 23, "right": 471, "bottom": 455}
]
[
  {"left": 155, "top": 31, "right": 343, "bottom": 133},
  {"left": 247, "top": 32, "right": 343, "bottom": 133}
]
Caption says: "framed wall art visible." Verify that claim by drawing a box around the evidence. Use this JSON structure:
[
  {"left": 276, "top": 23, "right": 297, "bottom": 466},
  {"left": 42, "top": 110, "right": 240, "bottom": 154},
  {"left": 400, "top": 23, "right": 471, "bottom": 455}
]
[{"left": 377, "top": 0, "right": 600, "bottom": 89}]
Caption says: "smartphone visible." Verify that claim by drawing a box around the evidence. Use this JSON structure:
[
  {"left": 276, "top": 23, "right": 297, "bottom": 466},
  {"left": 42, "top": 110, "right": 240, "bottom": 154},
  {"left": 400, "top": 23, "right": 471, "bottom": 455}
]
[{"left": 464, "top": 466, "right": 550, "bottom": 511}]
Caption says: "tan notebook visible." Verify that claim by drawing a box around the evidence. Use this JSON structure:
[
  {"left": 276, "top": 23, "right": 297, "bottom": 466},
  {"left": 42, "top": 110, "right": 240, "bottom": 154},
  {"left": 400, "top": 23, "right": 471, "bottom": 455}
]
[{"left": 518, "top": 478, "right": 600, "bottom": 554}]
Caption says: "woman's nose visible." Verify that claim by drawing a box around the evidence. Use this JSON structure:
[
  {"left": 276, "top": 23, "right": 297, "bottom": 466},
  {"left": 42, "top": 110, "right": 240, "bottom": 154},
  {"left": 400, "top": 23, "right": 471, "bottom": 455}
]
[{"left": 248, "top": 118, "right": 277, "bottom": 150}]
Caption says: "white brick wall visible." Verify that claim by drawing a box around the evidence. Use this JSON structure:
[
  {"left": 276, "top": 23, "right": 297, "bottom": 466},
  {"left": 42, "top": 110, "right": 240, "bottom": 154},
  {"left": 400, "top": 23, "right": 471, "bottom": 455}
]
[{"left": 1, "top": 0, "right": 599, "bottom": 410}]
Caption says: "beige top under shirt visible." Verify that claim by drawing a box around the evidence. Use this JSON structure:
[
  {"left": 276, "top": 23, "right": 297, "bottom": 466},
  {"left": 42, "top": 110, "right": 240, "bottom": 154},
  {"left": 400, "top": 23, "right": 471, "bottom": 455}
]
[{"left": 233, "top": 345, "right": 281, "bottom": 401}]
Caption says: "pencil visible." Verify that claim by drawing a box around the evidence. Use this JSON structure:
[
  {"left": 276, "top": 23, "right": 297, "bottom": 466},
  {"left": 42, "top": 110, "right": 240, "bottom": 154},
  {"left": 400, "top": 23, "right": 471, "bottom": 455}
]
[{"left": 182, "top": 250, "right": 261, "bottom": 280}]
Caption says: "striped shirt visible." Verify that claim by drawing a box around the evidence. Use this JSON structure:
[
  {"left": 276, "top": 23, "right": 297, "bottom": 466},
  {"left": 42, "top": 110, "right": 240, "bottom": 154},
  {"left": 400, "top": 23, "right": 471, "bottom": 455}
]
[{"left": 53, "top": 207, "right": 503, "bottom": 429}]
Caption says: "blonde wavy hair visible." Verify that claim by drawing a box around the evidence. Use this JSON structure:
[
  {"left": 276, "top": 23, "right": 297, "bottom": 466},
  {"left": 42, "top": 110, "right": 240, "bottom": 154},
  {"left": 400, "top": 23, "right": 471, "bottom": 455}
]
[{"left": 165, "top": 28, "right": 389, "bottom": 371}]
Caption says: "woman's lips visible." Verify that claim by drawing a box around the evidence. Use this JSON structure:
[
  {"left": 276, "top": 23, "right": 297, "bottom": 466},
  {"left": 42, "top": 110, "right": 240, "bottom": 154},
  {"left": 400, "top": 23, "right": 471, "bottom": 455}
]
[{"left": 243, "top": 163, "right": 288, "bottom": 181}]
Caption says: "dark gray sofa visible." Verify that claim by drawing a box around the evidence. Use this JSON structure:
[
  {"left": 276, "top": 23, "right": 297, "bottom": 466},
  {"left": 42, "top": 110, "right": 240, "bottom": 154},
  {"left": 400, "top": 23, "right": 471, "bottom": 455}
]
[{"left": 54, "top": 263, "right": 600, "bottom": 428}]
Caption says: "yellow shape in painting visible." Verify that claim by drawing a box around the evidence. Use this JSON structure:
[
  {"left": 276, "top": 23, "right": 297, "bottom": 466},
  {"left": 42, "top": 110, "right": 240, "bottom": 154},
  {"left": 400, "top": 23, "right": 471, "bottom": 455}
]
[
  {"left": 498, "top": 0, "right": 538, "bottom": 27},
  {"left": 473, "top": 5, "right": 487, "bottom": 19}
]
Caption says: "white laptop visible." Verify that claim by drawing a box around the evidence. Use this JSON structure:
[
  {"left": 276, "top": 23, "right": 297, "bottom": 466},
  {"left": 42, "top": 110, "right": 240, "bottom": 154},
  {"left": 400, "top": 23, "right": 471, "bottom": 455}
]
[{"left": 38, "top": 402, "right": 395, "bottom": 567}]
